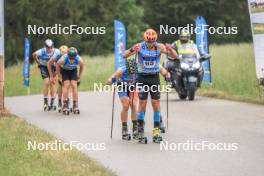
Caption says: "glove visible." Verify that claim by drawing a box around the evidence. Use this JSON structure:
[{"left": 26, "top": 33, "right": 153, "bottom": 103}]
[
  {"left": 50, "top": 76, "right": 55, "bottom": 85},
  {"left": 130, "top": 44, "right": 140, "bottom": 52},
  {"left": 77, "top": 81, "right": 81, "bottom": 86},
  {"left": 165, "top": 43, "right": 172, "bottom": 51}
]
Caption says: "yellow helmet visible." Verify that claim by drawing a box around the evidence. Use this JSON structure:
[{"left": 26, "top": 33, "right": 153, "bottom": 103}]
[
  {"left": 59, "top": 45, "right": 68, "bottom": 55},
  {"left": 179, "top": 30, "right": 190, "bottom": 42}
]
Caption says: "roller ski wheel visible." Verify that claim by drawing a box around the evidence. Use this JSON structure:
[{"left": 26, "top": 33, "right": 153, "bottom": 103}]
[
  {"left": 152, "top": 128, "right": 163, "bottom": 143},
  {"left": 63, "top": 109, "right": 70, "bottom": 115},
  {"left": 48, "top": 105, "right": 56, "bottom": 111},
  {"left": 72, "top": 101, "right": 80, "bottom": 114},
  {"left": 137, "top": 126, "right": 148, "bottom": 144},
  {"left": 73, "top": 109, "right": 80, "bottom": 114},
  {"left": 62, "top": 100, "right": 70, "bottom": 115},
  {"left": 122, "top": 134, "right": 131, "bottom": 140}
]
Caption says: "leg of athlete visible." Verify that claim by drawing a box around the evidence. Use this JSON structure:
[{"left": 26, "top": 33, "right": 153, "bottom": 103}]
[
  {"left": 120, "top": 96, "right": 130, "bottom": 140},
  {"left": 71, "top": 80, "right": 79, "bottom": 114},
  {"left": 129, "top": 92, "right": 139, "bottom": 138}
]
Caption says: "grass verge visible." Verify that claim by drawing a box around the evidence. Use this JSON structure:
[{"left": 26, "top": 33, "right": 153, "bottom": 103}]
[{"left": 0, "top": 116, "right": 114, "bottom": 176}]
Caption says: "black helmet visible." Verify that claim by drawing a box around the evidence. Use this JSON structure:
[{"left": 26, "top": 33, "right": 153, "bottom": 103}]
[
  {"left": 125, "top": 58, "right": 137, "bottom": 75},
  {"left": 68, "top": 47, "right": 78, "bottom": 58},
  {"left": 44, "top": 39, "right": 54, "bottom": 48}
]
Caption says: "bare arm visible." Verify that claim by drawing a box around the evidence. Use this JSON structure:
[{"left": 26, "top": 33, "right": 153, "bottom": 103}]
[
  {"left": 123, "top": 43, "right": 140, "bottom": 59},
  {"left": 159, "top": 65, "right": 168, "bottom": 77},
  {"left": 78, "top": 57, "right": 84, "bottom": 81},
  {"left": 158, "top": 43, "right": 178, "bottom": 59},
  {"left": 56, "top": 58, "right": 64, "bottom": 80},
  {"left": 107, "top": 68, "right": 123, "bottom": 85},
  {"left": 47, "top": 54, "right": 57, "bottom": 78},
  {"left": 32, "top": 52, "right": 39, "bottom": 65}
]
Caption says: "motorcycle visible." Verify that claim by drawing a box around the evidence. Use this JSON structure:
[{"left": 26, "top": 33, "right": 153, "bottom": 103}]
[{"left": 164, "top": 54, "right": 210, "bottom": 100}]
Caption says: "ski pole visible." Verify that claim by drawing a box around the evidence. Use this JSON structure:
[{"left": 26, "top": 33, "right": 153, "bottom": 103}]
[
  {"left": 110, "top": 85, "right": 116, "bottom": 139},
  {"left": 166, "top": 83, "right": 169, "bottom": 130},
  {"left": 166, "top": 52, "right": 169, "bottom": 130}
]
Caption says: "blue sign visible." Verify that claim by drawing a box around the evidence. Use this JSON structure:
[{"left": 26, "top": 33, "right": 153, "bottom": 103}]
[
  {"left": 196, "top": 16, "right": 211, "bottom": 83},
  {"left": 23, "top": 37, "right": 30, "bottom": 87},
  {"left": 114, "top": 20, "right": 126, "bottom": 71}
]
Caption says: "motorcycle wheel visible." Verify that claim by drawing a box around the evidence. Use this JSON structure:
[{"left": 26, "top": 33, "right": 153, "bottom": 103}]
[{"left": 188, "top": 82, "right": 196, "bottom": 101}]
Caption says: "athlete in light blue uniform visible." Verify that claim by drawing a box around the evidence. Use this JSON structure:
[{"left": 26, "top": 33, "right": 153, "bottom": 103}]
[
  {"left": 108, "top": 58, "right": 138, "bottom": 139},
  {"left": 57, "top": 47, "right": 84, "bottom": 115},
  {"left": 124, "top": 29, "right": 177, "bottom": 143},
  {"left": 47, "top": 45, "right": 68, "bottom": 112},
  {"left": 33, "top": 39, "right": 60, "bottom": 111}
]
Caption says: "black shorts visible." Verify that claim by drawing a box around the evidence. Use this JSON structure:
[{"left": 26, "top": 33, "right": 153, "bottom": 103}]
[
  {"left": 60, "top": 68, "right": 78, "bottom": 82},
  {"left": 137, "top": 73, "right": 160, "bottom": 100},
  {"left": 39, "top": 65, "right": 55, "bottom": 79}
]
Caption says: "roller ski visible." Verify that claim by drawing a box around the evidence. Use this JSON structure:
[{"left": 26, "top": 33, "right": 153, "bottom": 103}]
[
  {"left": 43, "top": 98, "right": 48, "bottom": 111},
  {"left": 62, "top": 100, "right": 70, "bottom": 115},
  {"left": 72, "top": 101, "right": 80, "bottom": 114},
  {"left": 48, "top": 98, "right": 56, "bottom": 111},
  {"left": 122, "top": 126, "right": 131, "bottom": 141},
  {"left": 57, "top": 100, "right": 62, "bottom": 113},
  {"left": 152, "top": 128, "right": 163, "bottom": 143},
  {"left": 136, "top": 125, "right": 148, "bottom": 144}
]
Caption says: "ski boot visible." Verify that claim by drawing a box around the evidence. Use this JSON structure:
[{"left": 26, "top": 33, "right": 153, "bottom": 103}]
[
  {"left": 159, "top": 121, "right": 166, "bottom": 133},
  {"left": 122, "top": 126, "right": 131, "bottom": 140},
  {"left": 137, "top": 125, "right": 148, "bottom": 144},
  {"left": 48, "top": 98, "right": 56, "bottom": 111},
  {"left": 62, "top": 100, "right": 70, "bottom": 115},
  {"left": 43, "top": 98, "right": 48, "bottom": 111},
  {"left": 72, "top": 101, "right": 80, "bottom": 114},
  {"left": 57, "top": 99, "right": 62, "bottom": 113},
  {"left": 132, "top": 123, "right": 138, "bottom": 139},
  {"left": 68, "top": 98, "right": 73, "bottom": 113},
  {"left": 152, "top": 127, "right": 163, "bottom": 143}
]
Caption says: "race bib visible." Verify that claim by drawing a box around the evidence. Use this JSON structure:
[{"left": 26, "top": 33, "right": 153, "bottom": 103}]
[{"left": 143, "top": 60, "right": 156, "bottom": 68}]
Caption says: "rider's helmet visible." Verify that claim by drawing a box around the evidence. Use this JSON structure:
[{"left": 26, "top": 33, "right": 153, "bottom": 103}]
[
  {"left": 68, "top": 47, "right": 78, "bottom": 58},
  {"left": 59, "top": 45, "right": 68, "bottom": 55},
  {"left": 44, "top": 39, "right": 54, "bottom": 48},
  {"left": 126, "top": 58, "right": 137, "bottom": 75},
  {"left": 143, "top": 28, "right": 157, "bottom": 43},
  {"left": 179, "top": 29, "right": 190, "bottom": 43}
]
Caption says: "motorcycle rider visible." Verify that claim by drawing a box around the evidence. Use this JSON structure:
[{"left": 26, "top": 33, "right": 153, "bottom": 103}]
[{"left": 164, "top": 29, "right": 202, "bottom": 88}]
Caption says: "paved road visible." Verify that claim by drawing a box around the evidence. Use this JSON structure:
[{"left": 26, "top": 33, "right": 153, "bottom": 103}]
[{"left": 5, "top": 92, "right": 264, "bottom": 176}]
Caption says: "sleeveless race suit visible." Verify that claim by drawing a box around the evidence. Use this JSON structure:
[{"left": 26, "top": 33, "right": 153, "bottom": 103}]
[
  {"left": 35, "top": 47, "right": 60, "bottom": 79},
  {"left": 137, "top": 41, "right": 161, "bottom": 100},
  {"left": 60, "top": 54, "right": 80, "bottom": 82}
]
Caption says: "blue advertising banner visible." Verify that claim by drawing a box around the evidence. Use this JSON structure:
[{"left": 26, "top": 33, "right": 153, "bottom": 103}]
[
  {"left": 23, "top": 37, "right": 30, "bottom": 87},
  {"left": 196, "top": 16, "right": 211, "bottom": 83},
  {"left": 114, "top": 20, "right": 126, "bottom": 71}
]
